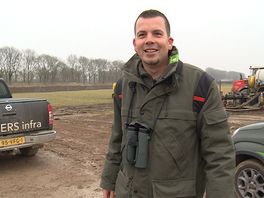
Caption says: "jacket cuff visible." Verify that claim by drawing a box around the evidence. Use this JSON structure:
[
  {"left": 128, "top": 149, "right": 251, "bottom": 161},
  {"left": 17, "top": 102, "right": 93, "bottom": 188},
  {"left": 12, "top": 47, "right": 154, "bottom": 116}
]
[
  {"left": 100, "top": 180, "right": 115, "bottom": 191},
  {"left": 100, "top": 161, "right": 120, "bottom": 190}
]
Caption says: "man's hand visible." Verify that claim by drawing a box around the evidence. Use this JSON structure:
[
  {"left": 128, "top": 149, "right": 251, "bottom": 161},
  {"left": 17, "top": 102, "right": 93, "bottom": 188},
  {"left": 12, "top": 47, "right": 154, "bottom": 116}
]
[{"left": 103, "top": 189, "right": 115, "bottom": 198}]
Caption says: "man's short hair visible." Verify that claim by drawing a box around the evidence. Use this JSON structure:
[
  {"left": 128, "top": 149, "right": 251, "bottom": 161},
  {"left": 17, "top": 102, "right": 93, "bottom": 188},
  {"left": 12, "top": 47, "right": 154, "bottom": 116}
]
[{"left": 134, "top": 9, "right": 171, "bottom": 36}]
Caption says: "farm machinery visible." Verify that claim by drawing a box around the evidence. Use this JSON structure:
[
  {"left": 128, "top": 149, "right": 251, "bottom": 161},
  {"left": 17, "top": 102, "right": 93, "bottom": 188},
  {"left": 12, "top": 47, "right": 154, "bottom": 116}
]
[{"left": 222, "top": 66, "right": 264, "bottom": 111}]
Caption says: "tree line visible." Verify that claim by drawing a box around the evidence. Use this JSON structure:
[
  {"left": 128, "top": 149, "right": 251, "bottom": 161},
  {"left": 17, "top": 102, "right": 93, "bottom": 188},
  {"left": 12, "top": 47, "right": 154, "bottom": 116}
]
[
  {"left": 0, "top": 46, "right": 244, "bottom": 85},
  {"left": 206, "top": 67, "right": 245, "bottom": 82},
  {"left": 0, "top": 46, "right": 123, "bottom": 84}
]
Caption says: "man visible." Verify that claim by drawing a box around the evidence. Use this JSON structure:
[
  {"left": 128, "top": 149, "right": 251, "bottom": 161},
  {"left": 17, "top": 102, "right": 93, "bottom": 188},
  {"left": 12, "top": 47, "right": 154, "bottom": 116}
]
[{"left": 100, "top": 9, "right": 235, "bottom": 198}]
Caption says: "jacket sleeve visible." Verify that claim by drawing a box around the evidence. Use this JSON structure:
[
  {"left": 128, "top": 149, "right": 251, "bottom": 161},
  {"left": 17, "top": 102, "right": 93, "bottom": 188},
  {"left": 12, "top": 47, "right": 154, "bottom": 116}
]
[
  {"left": 100, "top": 81, "right": 123, "bottom": 190},
  {"left": 198, "top": 80, "right": 236, "bottom": 198}
]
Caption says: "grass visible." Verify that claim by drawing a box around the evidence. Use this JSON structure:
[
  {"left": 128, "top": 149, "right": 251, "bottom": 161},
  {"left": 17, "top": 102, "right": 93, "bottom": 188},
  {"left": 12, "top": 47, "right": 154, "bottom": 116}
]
[
  {"left": 218, "top": 82, "right": 232, "bottom": 95},
  {"left": 12, "top": 89, "right": 113, "bottom": 107},
  {"left": 11, "top": 82, "right": 233, "bottom": 108}
]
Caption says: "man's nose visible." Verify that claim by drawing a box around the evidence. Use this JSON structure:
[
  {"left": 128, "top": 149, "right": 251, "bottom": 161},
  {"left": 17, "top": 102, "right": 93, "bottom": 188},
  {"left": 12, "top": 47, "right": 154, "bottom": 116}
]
[{"left": 145, "top": 33, "right": 154, "bottom": 44}]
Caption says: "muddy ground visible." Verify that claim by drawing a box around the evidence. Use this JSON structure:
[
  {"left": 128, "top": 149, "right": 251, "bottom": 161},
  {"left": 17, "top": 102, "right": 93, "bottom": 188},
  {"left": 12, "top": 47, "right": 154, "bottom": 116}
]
[{"left": 1, "top": 103, "right": 264, "bottom": 198}]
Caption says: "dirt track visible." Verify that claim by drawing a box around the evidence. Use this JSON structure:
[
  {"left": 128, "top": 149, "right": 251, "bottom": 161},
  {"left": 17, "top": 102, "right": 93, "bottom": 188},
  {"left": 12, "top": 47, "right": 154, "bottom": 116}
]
[{"left": 1, "top": 103, "right": 264, "bottom": 198}]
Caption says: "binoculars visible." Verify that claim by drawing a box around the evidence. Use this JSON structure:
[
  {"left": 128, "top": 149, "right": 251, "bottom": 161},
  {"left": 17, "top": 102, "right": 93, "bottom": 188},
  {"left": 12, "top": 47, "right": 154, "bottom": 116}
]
[{"left": 126, "top": 122, "right": 151, "bottom": 169}]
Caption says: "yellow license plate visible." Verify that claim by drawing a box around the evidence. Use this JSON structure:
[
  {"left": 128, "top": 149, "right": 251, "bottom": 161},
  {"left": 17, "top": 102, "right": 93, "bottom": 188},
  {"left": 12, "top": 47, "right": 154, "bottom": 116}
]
[{"left": 0, "top": 137, "right": 25, "bottom": 148}]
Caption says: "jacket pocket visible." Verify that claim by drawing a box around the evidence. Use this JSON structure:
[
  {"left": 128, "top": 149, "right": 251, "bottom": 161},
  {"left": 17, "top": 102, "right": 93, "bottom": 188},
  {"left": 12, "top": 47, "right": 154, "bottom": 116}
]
[
  {"left": 115, "top": 169, "right": 129, "bottom": 197},
  {"left": 155, "top": 110, "right": 197, "bottom": 173},
  {"left": 203, "top": 108, "right": 227, "bottom": 125},
  {"left": 152, "top": 178, "right": 196, "bottom": 198}
]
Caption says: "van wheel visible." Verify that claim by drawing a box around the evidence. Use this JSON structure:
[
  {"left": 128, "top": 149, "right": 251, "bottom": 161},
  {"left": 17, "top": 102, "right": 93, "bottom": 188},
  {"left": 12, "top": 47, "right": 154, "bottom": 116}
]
[
  {"left": 235, "top": 159, "right": 264, "bottom": 198},
  {"left": 20, "top": 147, "right": 39, "bottom": 157}
]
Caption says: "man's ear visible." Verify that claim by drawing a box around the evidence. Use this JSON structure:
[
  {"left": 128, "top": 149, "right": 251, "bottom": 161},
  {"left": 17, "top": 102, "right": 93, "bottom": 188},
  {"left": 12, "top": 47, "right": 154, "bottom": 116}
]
[
  {"left": 168, "top": 37, "right": 174, "bottom": 50},
  {"left": 133, "top": 38, "right": 137, "bottom": 52}
]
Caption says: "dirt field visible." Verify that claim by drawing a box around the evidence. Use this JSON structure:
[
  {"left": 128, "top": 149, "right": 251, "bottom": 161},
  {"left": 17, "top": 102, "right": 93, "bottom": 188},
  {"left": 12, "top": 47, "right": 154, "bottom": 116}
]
[{"left": 1, "top": 103, "right": 264, "bottom": 198}]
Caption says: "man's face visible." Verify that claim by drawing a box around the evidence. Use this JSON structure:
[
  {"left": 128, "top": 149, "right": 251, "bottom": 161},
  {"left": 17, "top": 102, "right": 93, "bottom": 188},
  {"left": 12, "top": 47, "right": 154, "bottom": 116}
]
[{"left": 133, "top": 16, "right": 173, "bottom": 68}]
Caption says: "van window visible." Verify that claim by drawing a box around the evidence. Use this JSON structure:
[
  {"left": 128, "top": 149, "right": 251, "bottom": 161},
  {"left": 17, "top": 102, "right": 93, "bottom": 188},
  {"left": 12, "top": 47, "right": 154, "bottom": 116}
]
[{"left": 0, "top": 82, "right": 10, "bottom": 98}]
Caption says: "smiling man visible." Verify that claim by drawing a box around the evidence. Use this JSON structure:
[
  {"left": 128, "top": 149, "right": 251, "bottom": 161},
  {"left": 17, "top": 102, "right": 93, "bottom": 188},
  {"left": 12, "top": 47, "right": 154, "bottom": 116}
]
[
  {"left": 100, "top": 9, "right": 235, "bottom": 198},
  {"left": 133, "top": 15, "right": 173, "bottom": 80}
]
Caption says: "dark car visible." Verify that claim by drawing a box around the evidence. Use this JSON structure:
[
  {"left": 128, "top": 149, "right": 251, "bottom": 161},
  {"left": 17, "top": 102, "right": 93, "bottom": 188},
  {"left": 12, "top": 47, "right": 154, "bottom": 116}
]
[{"left": 233, "top": 122, "right": 264, "bottom": 198}]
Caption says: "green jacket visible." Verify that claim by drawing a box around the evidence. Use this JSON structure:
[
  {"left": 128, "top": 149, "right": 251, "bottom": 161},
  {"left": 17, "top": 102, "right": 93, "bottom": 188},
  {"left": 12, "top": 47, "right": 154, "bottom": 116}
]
[{"left": 100, "top": 48, "right": 235, "bottom": 198}]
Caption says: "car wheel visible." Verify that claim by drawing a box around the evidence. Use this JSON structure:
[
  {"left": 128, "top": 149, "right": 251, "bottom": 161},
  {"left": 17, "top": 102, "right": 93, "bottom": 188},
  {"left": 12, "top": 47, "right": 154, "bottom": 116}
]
[
  {"left": 235, "top": 159, "right": 264, "bottom": 198},
  {"left": 20, "top": 147, "right": 39, "bottom": 157}
]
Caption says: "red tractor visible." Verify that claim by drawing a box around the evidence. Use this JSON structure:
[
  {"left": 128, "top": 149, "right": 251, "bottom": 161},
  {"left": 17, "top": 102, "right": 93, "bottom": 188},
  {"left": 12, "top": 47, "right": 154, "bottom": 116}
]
[
  {"left": 231, "top": 79, "right": 248, "bottom": 94},
  {"left": 223, "top": 66, "right": 264, "bottom": 111}
]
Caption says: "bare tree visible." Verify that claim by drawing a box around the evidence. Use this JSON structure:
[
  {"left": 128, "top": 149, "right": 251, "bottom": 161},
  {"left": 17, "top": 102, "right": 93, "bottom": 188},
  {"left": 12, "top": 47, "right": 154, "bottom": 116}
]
[
  {"left": 21, "top": 49, "right": 37, "bottom": 84},
  {"left": 67, "top": 54, "right": 80, "bottom": 82},
  {"left": 46, "top": 55, "right": 60, "bottom": 83},
  {"left": 110, "top": 60, "right": 123, "bottom": 82},
  {"left": 35, "top": 54, "right": 60, "bottom": 83},
  {"left": 0, "top": 47, "right": 21, "bottom": 84},
  {"left": 88, "top": 59, "right": 99, "bottom": 84},
  {"left": 95, "top": 58, "right": 108, "bottom": 83},
  {"left": 57, "top": 61, "right": 71, "bottom": 82},
  {"left": 0, "top": 48, "right": 5, "bottom": 78},
  {"left": 35, "top": 55, "right": 47, "bottom": 83},
  {"left": 78, "top": 56, "right": 89, "bottom": 84}
]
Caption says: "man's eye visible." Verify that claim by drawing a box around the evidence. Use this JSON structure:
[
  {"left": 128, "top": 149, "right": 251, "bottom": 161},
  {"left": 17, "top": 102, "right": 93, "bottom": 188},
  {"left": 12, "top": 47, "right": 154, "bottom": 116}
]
[
  {"left": 155, "top": 32, "right": 163, "bottom": 36},
  {"left": 138, "top": 33, "right": 145, "bottom": 38}
]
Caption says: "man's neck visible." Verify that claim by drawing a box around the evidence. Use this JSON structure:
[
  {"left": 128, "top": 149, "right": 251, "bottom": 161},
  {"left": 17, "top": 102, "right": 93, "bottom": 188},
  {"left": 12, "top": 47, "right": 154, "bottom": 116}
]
[{"left": 143, "top": 63, "right": 167, "bottom": 80}]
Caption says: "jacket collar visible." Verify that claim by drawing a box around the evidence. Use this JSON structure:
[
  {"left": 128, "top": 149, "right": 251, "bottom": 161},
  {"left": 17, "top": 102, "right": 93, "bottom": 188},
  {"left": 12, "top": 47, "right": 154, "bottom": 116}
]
[{"left": 123, "top": 46, "right": 182, "bottom": 89}]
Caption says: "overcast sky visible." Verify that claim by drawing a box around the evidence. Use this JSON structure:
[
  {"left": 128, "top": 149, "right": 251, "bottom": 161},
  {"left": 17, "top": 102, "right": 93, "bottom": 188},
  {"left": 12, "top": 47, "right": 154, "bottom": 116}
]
[{"left": 1, "top": 0, "right": 263, "bottom": 76}]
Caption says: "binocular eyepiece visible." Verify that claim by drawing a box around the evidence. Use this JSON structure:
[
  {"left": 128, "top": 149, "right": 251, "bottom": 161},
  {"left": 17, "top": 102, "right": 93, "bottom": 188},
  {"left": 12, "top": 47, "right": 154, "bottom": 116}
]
[{"left": 126, "top": 122, "right": 151, "bottom": 169}]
